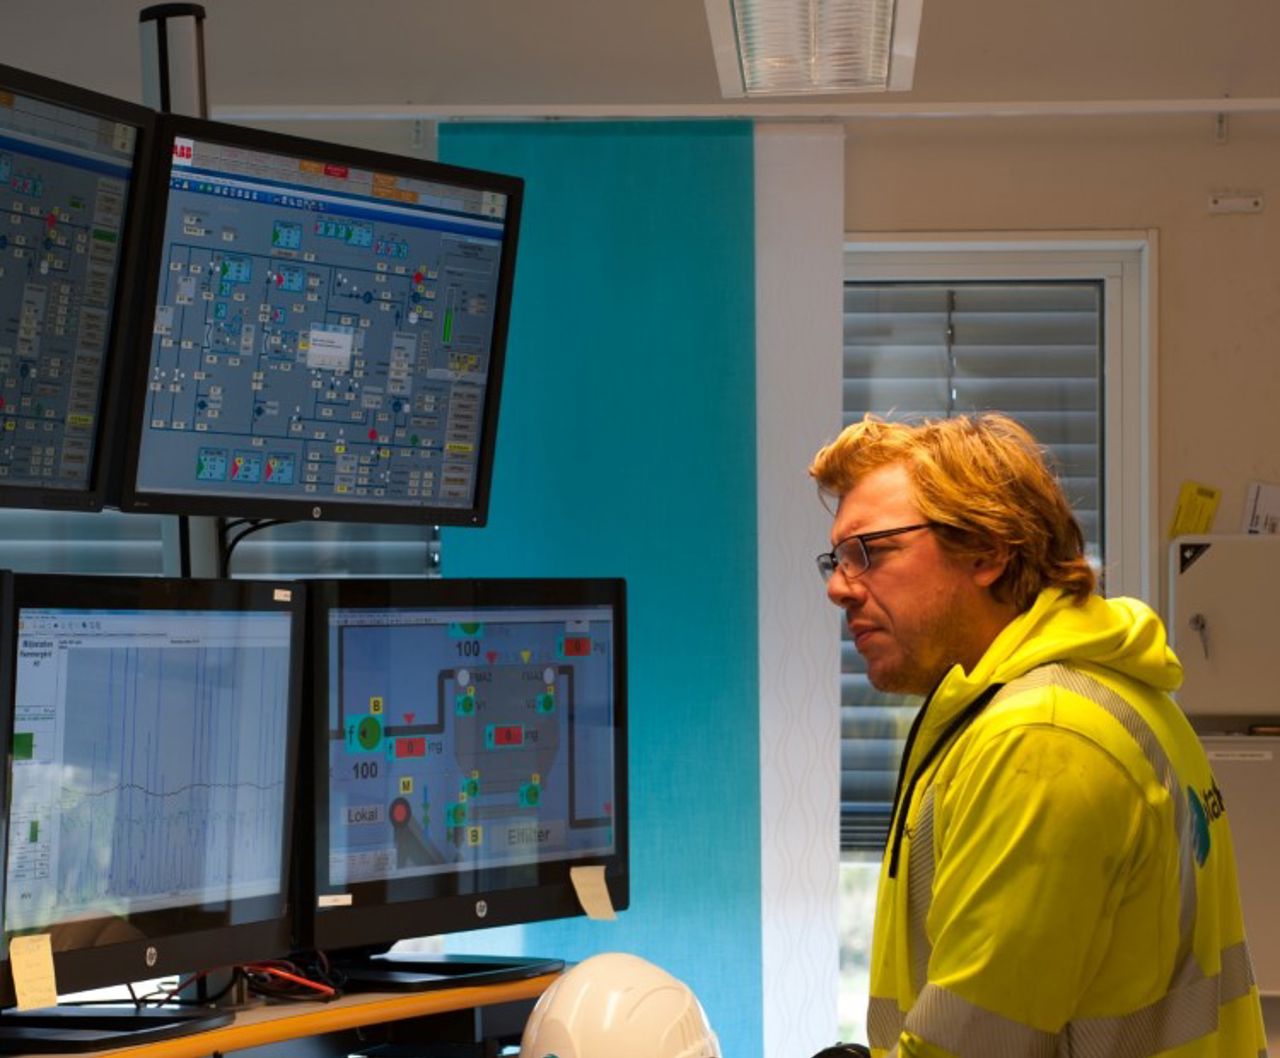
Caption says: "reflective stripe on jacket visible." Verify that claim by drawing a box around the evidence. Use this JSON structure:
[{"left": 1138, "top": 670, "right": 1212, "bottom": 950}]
[{"left": 866, "top": 589, "right": 1269, "bottom": 1058}]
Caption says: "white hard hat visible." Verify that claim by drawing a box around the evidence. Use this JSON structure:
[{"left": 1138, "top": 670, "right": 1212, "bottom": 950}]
[{"left": 520, "top": 952, "right": 720, "bottom": 1058}]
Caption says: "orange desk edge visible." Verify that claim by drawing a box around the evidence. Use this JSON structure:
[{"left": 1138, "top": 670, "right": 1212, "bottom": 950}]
[{"left": 25, "top": 972, "right": 559, "bottom": 1058}]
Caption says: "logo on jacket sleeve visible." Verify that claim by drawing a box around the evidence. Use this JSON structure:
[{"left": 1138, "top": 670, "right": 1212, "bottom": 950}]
[{"left": 1187, "top": 781, "right": 1225, "bottom": 867}]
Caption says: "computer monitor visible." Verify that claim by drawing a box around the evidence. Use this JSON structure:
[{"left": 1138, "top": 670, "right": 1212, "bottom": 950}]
[
  {"left": 300, "top": 578, "right": 628, "bottom": 989},
  {"left": 0, "top": 65, "right": 154, "bottom": 511},
  {"left": 0, "top": 573, "right": 304, "bottom": 1049},
  {"left": 116, "top": 114, "right": 523, "bottom": 527}
]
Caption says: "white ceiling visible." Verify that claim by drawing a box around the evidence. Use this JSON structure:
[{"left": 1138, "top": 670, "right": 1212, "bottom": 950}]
[{"left": 2, "top": 0, "right": 1279, "bottom": 116}]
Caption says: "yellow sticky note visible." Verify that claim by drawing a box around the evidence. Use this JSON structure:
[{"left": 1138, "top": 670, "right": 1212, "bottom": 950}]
[
  {"left": 9, "top": 933, "right": 58, "bottom": 1010},
  {"left": 1170, "top": 481, "right": 1221, "bottom": 539},
  {"left": 570, "top": 865, "right": 617, "bottom": 921}
]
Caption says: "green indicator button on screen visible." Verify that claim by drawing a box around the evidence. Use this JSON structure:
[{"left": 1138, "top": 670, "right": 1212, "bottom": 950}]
[{"left": 13, "top": 732, "right": 33, "bottom": 760}]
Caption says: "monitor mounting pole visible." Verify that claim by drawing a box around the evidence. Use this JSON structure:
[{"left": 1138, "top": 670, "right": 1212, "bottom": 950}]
[
  {"left": 139, "top": 4, "right": 222, "bottom": 579},
  {"left": 139, "top": 6, "right": 260, "bottom": 1012},
  {"left": 139, "top": 4, "right": 208, "bottom": 122}
]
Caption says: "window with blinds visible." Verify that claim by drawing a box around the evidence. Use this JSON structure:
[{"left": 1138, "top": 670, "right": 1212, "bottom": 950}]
[
  {"left": 226, "top": 520, "right": 441, "bottom": 577},
  {"left": 0, "top": 509, "right": 167, "bottom": 574},
  {"left": 840, "top": 280, "right": 1103, "bottom": 852},
  {"left": 0, "top": 510, "right": 440, "bottom": 579}
]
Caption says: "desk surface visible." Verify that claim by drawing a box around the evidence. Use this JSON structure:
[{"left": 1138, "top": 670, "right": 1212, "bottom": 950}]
[{"left": 22, "top": 973, "right": 558, "bottom": 1058}]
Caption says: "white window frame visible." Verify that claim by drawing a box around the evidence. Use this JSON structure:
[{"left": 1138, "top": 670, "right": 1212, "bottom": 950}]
[{"left": 843, "top": 232, "right": 1159, "bottom": 600}]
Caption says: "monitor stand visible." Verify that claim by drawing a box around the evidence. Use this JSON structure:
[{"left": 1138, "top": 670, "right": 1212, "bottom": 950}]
[
  {"left": 0, "top": 1004, "right": 233, "bottom": 1054},
  {"left": 334, "top": 951, "right": 564, "bottom": 994}
]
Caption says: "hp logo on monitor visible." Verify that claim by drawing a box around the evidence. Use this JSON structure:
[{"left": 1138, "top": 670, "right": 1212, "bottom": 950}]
[
  {"left": 145, "top": 946, "right": 159, "bottom": 968},
  {"left": 475, "top": 900, "right": 489, "bottom": 919}
]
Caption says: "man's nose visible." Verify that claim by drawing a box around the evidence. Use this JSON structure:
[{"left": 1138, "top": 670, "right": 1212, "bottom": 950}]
[{"left": 826, "top": 568, "right": 864, "bottom": 608}]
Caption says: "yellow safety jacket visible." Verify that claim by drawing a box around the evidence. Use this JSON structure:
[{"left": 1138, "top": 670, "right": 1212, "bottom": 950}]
[{"left": 867, "top": 588, "right": 1269, "bottom": 1058}]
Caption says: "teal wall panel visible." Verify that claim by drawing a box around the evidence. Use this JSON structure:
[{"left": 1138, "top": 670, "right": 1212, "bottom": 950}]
[{"left": 439, "top": 122, "right": 761, "bottom": 1057}]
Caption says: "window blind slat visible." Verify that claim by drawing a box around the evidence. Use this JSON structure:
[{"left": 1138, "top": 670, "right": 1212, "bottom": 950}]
[
  {"left": 845, "top": 285, "right": 1100, "bottom": 312},
  {"left": 0, "top": 510, "right": 165, "bottom": 540},
  {"left": 0, "top": 509, "right": 440, "bottom": 578},
  {"left": 0, "top": 510, "right": 166, "bottom": 574},
  {"left": 951, "top": 379, "right": 1098, "bottom": 410},
  {"left": 0, "top": 541, "right": 163, "bottom": 574},
  {"left": 233, "top": 540, "right": 439, "bottom": 577},
  {"left": 231, "top": 522, "right": 441, "bottom": 578},
  {"left": 845, "top": 346, "right": 1099, "bottom": 377}
]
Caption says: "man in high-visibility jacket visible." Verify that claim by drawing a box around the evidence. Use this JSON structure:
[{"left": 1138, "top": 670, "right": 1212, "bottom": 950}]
[{"left": 809, "top": 413, "right": 1268, "bottom": 1058}]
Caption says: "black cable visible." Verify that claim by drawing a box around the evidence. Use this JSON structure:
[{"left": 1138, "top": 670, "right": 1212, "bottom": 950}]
[{"left": 219, "top": 518, "right": 287, "bottom": 577}]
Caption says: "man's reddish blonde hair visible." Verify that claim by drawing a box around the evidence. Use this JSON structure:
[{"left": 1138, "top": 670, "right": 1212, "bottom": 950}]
[{"left": 809, "top": 413, "right": 1095, "bottom": 612}]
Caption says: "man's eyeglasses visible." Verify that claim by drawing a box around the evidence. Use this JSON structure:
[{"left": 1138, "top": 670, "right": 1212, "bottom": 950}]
[{"left": 816, "top": 523, "right": 933, "bottom": 583}]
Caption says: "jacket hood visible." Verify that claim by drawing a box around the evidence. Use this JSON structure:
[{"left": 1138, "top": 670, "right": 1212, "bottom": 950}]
[
  {"left": 899, "top": 590, "right": 1185, "bottom": 775},
  {"left": 939, "top": 587, "right": 1184, "bottom": 709}
]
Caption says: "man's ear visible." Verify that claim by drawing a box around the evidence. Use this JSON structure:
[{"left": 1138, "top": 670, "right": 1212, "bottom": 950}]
[{"left": 971, "top": 548, "right": 1009, "bottom": 589}]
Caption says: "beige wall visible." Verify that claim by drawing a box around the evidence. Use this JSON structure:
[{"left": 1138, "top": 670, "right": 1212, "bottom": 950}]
[{"left": 843, "top": 113, "right": 1280, "bottom": 602}]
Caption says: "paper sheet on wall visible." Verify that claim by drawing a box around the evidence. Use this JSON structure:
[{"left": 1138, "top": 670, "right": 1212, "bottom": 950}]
[
  {"left": 1242, "top": 480, "right": 1280, "bottom": 534},
  {"left": 8, "top": 934, "right": 57, "bottom": 1010},
  {"left": 570, "top": 865, "right": 617, "bottom": 920}
]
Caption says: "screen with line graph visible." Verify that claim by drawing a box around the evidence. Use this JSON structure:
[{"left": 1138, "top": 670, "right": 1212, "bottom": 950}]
[
  {"left": 115, "top": 112, "right": 522, "bottom": 527},
  {"left": 0, "top": 573, "right": 304, "bottom": 1002}
]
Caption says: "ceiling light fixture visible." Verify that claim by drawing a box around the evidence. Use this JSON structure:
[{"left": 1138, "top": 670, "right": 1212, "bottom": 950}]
[{"left": 705, "top": 0, "right": 923, "bottom": 98}]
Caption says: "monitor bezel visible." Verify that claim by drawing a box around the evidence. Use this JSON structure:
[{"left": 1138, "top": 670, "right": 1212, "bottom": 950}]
[
  {"left": 0, "top": 64, "right": 157, "bottom": 513},
  {"left": 0, "top": 575, "right": 12, "bottom": 1007},
  {"left": 0, "top": 572, "right": 306, "bottom": 1007},
  {"left": 115, "top": 113, "right": 523, "bottom": 528},
  {"left": 299, "top": 577, "right": 629, "bottom": 955}
]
